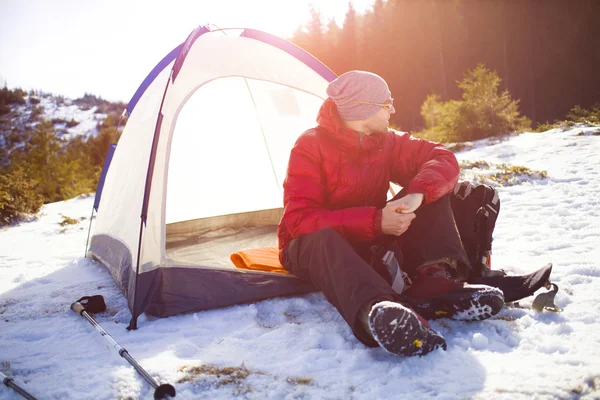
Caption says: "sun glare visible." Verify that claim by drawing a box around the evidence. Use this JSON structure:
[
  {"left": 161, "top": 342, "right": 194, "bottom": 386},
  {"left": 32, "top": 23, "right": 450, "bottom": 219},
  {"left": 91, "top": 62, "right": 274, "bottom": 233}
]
[
  {"left": 179, "top": 0, "right": 375, "bottom": 39},
  {"left": 0, "top": 0, "right": 375, "bottom": 101}
]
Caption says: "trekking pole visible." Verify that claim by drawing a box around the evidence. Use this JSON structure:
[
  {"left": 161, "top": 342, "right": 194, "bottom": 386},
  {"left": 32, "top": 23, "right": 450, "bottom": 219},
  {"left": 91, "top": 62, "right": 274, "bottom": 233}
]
[
  {"left": 1, "top": 370, "right": 37, "bottom": 400},
  {"left": 71, "top": 297, "right": 176, "bottom": 399}
]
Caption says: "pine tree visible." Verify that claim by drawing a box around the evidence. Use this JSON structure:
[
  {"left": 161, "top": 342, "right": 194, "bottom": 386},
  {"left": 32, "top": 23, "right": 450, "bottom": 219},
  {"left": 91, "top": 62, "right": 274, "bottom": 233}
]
[
  {"left": 324, "top": 18, "right": 343, "bottom": 73},
  {"left": 338, "top": 2, "right": 359, "bottom": 70},
  {"left": 0, "top": 166, "right": 43, "bottom": 225},
  {"left": 418, "top": 64, "right": 530, "bottom": 142}
]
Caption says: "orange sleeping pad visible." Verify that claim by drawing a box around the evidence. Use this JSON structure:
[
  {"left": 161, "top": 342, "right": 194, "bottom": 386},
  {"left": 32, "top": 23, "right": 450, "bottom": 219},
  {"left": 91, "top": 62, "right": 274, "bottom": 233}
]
[{"left": 230, "top": 247, "right": 290, "bottom": 274}]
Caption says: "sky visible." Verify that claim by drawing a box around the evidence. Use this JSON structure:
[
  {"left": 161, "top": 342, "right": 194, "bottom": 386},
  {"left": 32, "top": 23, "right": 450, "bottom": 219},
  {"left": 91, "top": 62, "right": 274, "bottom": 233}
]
[
  {"left": 1, "top": 111, "right": 600, "bottom": 398},
  {"left": 0, "top": 0, "right": 374, "bottom": 104}
]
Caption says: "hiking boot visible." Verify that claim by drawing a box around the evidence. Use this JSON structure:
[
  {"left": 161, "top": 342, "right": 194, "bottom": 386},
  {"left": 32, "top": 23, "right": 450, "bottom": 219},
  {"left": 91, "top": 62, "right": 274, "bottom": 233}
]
[
  {"left": 405, "top": 262, "right": 505, "bottom": 321},
  {"left": 368, "top": 301, "right": 447, "bottom": 357}
]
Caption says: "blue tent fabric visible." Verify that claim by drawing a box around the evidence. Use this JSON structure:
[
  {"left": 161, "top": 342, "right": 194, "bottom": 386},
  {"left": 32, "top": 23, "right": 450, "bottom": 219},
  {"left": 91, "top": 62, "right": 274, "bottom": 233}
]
[
  {"left": 93, "top": 143, "right": 116, "bottom": 212},
  {"left": 126, "top": 43, "right": 184, "bottom": 115}
]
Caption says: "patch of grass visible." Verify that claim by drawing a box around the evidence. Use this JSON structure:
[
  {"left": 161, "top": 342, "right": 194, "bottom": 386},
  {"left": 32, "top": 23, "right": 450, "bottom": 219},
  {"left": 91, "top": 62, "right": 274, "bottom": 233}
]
[
  {"left": 572, "top": 385, "right": 584, "bottom": 394},
  {"left": 460, "top": 160, "right": 548, "bottom": 187},
  {"left": 571, "top": 375, "right": 600, "bottom": 396},
  {"left": 493, "top": 315, "right": 517, "bottom": 322},
  {"left": 576, "top": 129, "right": 600, "bottom": 136},
  {"left": 58, "top": 214, "right": 79, "bottom": 226},
  {"left": 499, "top": 164, "right": 548, "bottom": 178},
  {"left": 178, "top": 363, "right": 253, "bottom": 387},
  {"left": 485, "top": 166, "right": 548, "bottom": 186},
  {"left": 1, "top": 360, "right": 10, "bottom": 373},
  {"left": 177, "top": 363, "right": 314, "bottom": 394},
  {"left": 286, "top": 376, "right": 313, "bottom": 386},
  {"left": 460, "top": 160, "right": 491, "bottom": 170}
]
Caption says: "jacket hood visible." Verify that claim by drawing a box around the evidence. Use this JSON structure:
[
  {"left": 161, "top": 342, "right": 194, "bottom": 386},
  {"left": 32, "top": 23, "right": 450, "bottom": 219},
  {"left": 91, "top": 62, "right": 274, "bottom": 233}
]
[{"left": 316, "top": 98, "right": 385, "bottom": 154}]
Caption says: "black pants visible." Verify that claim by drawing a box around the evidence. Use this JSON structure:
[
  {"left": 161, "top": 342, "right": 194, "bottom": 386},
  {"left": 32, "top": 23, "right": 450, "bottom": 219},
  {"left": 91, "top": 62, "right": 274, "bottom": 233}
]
[{"left": 282, "top": 194, "right": 470, "bottom": 347}]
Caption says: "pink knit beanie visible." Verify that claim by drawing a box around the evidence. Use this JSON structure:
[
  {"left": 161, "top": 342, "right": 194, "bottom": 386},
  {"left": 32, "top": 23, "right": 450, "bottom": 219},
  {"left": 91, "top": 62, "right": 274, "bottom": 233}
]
[{"left": 326, "top": 70, "right": 391, "bottom": 121}]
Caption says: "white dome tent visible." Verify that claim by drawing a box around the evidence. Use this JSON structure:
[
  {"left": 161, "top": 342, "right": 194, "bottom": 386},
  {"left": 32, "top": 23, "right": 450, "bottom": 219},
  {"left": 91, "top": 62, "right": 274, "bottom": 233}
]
[{"left": 88, "top": 25, "right": 335, "bottom": 329}]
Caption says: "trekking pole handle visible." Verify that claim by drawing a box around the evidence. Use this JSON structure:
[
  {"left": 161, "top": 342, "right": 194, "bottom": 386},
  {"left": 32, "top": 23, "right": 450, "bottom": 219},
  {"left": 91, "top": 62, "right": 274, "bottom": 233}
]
[{"left": 70, "top": 301, "right": 86, "bottom": 315}]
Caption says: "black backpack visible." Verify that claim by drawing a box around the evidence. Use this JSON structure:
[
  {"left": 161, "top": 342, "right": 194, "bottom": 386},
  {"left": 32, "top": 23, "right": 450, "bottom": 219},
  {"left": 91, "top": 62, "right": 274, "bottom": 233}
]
[{"left": 450, "top": 181, "right": 501, "bottom": 280}]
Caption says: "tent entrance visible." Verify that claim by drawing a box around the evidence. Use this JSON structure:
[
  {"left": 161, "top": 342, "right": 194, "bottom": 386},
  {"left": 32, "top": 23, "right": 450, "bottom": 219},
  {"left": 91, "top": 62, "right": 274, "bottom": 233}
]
[
  {"left": 165, "top": 208, "right": 281, "bottom": 268},
  {"left": 163, "top": 76, "right": 323, "bottom": 268}
]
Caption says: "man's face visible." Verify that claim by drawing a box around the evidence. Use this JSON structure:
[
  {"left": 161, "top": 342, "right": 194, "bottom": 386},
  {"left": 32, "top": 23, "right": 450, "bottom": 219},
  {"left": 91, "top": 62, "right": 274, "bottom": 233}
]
[{"left": 364, "top": 101, "right": 395, "bottom": 134}]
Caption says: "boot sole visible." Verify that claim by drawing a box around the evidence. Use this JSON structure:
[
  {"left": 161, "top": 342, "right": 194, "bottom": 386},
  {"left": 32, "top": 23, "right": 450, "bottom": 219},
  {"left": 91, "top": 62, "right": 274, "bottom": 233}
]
[
  {"left": 368, "top": 301, "right": 447, "bottom": 357},
  {"left": 410, "top": 285, "right": 504, "bottom": 321}
]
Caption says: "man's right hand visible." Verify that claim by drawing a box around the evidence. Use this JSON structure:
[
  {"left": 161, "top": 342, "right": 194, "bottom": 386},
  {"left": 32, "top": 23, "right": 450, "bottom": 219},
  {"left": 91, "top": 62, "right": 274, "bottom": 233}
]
[{"left": 381, "top": 203, "right": 416, "bottom": 236}]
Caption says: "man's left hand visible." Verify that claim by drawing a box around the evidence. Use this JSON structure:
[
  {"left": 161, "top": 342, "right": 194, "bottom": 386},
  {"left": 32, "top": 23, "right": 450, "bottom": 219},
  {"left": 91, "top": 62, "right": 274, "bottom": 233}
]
[{"left": 386, "top": 193, "right": 425, "bottom": 214}]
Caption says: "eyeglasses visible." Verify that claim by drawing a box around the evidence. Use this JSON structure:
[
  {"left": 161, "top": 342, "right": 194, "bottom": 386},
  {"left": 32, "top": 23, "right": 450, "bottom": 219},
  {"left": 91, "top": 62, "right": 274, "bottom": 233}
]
[{"left": 354, "top": 98, "right": 394, "bottom": 110}]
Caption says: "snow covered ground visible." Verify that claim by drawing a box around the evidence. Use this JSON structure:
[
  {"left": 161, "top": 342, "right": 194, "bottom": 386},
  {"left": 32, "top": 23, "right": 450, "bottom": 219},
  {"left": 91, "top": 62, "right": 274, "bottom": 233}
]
[{"left": 1, "top": 126, "right": 600, "bottom": 400}]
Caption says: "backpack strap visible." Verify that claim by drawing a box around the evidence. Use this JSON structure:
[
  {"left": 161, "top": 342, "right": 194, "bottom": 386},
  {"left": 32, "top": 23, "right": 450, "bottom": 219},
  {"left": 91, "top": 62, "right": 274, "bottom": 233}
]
[
  {"left": 454, "top": 180, "right": 474, "bottom": 199},
  {"left": 474, "top": 184, "right": 503, "bottom": 277}
]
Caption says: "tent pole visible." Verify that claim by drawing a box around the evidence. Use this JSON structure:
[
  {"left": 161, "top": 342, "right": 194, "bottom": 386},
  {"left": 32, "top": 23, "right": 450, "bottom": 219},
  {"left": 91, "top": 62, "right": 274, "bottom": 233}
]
[
  {"left": 83, "top": 208, "right": 95, "bottom": 258},
  {"left": 127, "top": 219, "right": 145, "bottom": 331},
  {"left": 128, "top": 71, "right": 172, "bottom": 331}
]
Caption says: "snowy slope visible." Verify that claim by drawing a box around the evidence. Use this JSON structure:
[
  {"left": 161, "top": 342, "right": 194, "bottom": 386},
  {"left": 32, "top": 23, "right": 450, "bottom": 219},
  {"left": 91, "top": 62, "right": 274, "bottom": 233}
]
[
  {"left": 35, "top": 95, "right": 105, "bottom": 140},
  {"left": 1, "top": 127, "right": 600, "bottom": 400},
  {"left": 5, "top": 94, "right": 106, "bottom": 142}
]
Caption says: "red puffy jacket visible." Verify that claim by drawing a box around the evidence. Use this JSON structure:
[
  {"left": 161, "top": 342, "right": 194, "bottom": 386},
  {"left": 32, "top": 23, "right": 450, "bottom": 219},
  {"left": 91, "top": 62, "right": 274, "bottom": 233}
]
[{"left": 277, "top": 98, "right": 459, "bottom": 259}]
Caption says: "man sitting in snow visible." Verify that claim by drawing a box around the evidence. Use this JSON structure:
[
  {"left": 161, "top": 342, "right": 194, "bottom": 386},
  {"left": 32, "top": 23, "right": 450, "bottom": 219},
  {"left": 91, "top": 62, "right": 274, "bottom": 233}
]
[{"left": 277, "top": 70, "right": 505, "bottom": 357}]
